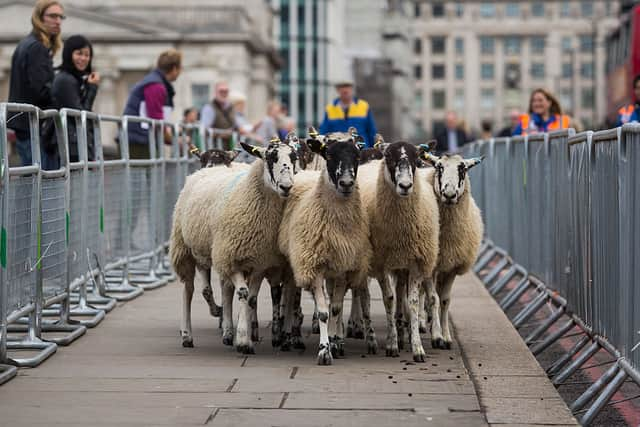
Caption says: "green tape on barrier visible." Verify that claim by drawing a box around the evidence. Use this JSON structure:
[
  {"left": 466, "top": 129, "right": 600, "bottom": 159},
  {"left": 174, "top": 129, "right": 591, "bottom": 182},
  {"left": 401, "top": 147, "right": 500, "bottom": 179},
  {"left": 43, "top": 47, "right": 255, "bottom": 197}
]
[
  {"left": 100, "top": 206, "right": 104, "bottom": 233},
  {"left": 0, "top": 227, "right": 6, "bottom": 268}
]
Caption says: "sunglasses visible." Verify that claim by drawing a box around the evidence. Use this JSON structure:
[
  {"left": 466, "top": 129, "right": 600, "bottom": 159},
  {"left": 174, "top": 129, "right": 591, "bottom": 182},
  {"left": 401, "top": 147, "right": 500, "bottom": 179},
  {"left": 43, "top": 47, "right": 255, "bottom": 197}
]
[{"left": 44, "top": 13, "right": 66, "bottom": 20}]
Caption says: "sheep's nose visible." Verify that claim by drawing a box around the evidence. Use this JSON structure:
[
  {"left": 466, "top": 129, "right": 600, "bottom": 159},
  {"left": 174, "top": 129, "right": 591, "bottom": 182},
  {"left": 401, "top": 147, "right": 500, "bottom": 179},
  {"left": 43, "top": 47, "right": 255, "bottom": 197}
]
[
  {"left": 444, "top": 192, "right": 456, "bottom": 200},
  {"left": 279, "top": 184, "right": 292, "bottom": 194},
  {"left": 399, "top": 182, "right": 413, "bottom": 191},
  {"left": 339, "top": 179, "right": 354, "bottom": 188}
]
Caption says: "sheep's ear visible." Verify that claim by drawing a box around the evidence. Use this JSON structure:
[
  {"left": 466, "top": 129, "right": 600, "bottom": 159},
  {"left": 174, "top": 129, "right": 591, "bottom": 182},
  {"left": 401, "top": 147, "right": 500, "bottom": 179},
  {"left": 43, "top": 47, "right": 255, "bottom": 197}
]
[
  {"left": 372, "top": 134, "right": 388, "bottom": 153},
  {"left": 421, "top": 151, "right": 440, "bottom": 166},
  {"left": 418, "top": 140, "right": 437, "bottom": 154},
  {"left": 306, "top": 137, "right": 327, "bottom": 158},
  {"left": 463, "top": 156, "right": 484, "bottom": 170},
  {"left": 308, "top": 126, "right": 319, "bottom": 139},
  {"left": 223, "top": 150, "right": 238, "bottom": 166},
  {"left": 268, "top": 135, "right": 282, "bottom": 147},
  {"left": 240, "top": 142, "right": 264, "bottom": 159}
]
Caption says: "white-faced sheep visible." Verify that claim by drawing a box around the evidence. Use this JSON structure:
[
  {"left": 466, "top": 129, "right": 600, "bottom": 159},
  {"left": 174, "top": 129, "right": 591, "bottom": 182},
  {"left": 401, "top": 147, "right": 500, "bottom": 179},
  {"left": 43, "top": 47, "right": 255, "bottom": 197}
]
[
  {"left": 358, "top": 139, "right": 439, "bottom": 362},
  {"left": 278, "top": 132, "right": 372, "bottom": 365},
  {"left": 170, "top": 140, "right": 298, "bottom": 354},
  {"left": 419, "top": 151, "right": 484, "bottom": 349}
]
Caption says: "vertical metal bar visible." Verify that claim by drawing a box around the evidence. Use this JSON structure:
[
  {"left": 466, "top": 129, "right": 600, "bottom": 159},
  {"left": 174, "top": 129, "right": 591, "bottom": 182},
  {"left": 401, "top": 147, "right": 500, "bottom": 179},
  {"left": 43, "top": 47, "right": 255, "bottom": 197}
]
[
  {"left": 553, "top": 341, "right": 600, "bottom": 385},
  {"left": 579, "top": 369, "right": 628, "bottom": 426},
  {"left": 0, "top": 104, "right": 9, "bottom": 367}
]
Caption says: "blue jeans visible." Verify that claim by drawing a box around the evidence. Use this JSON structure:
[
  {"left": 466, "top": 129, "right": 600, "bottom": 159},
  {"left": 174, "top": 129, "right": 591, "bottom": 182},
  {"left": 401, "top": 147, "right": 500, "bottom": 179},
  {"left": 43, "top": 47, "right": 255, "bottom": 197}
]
[{"left": 16, "top": 138, "right": 59, "bottom": 170}]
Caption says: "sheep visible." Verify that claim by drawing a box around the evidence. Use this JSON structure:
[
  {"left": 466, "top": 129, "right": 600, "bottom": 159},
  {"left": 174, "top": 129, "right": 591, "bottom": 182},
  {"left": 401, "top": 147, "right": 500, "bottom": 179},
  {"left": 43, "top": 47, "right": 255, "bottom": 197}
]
[
  {"left": 419, "top": 151, "right": 484, "bottom": 350},
  {"left": 278, "top": 131, "right": 372, "bottom": 365},
  {"left": 170, "top": 139, "right": 298, "bottom": 354},
  {"left": 188, "top": 144, "right": 239, "bottom": 168},
  {"left": 358, "top": 138, "right": 440, "bottom": 362}
]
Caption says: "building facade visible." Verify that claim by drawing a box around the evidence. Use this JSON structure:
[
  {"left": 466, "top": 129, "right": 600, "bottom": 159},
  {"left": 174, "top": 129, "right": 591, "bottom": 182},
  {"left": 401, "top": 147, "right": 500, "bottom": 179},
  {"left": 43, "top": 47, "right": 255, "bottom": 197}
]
[
  {"left": 411, "top": 1, "right": 620, "bottom": 136},
  {"left": 0, "top": 0, "right": 279, "bottom": 148}
]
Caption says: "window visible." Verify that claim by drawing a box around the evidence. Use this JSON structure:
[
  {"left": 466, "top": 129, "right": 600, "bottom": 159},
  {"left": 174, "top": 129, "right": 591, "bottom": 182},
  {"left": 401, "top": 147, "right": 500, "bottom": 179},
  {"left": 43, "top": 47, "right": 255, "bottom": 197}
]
[
  {"left": 562, "top": 63, "right": 573, "bottom": 79},
  {"left": 414, "top": 38, "right": 422, "bottom": 55},
  {"left": 455, "top": 64, "right": 464, "bottom": 80},
  {"left": 455, "top": 37, "right": 464, "bottom": 54},
  {"left": 581, "top": 87, "right": 594, "bottom": 108},
  {"left": 560, "top": 88, "right": 573, "bottom": 110},
  {"left": 531, "top": 2, "right": 545, "bottom": 17},
  {"left": 432, "top": 64, "right": 445, "bottom": 79},
  {"left": 414, "top": 64, "right": 422, "bottom": 80},
  {"left": 414, "top": 2, "right": 421, "bottom": 17},
  {"left": 505, "top": 3, "right": 520, "bottom": 17},
  {"left": 480, "top": 88, "right": 495, "bottom": 109},
  {"left": 580, "top": 35, "right": 594, "bottom": 53},
  {"left": 561, "top": 36, "right": 573, "bottom": 52},
  {"left": 581, "top": 1, "right": 594, "bottom": 17},
  {"left": 504, "top": 37, "right": 521, "bottom": 55},
  {"left": 581, "top": 62, "right": 594, "bottom": 79},
  {"left": 415, "top": 91, "right": 423, "bottom": 110},
  {"left": 560, "top": 1, "right": 571, "bottom": 17},
  {"left": 481, "top": 63, "right": 494, "bottom": 80},
  {"left": 432, "top": 2, "right": 445, "bottom": 17},
  {"left": 432, "top": 90, "right": 446, "bottom": 109},
  {"left": 531, "top": 62, "right": 545, "bottom": 79},
  {"left": 454, "top": 89, "right": 465, "bottom": 111},
  {"left": 480, "top": 36, "right": 494, "bottom": 54},
  {"left": 479, "top": 3, "right": 496, "bottom": 18},
  {"left": 455, "top": 3, "right": 464, "bottom": 17},
  {"left": 191, "top": 84, "right": 210, "bottom": 110},
  {"left": 531, "top": 36, "right": 545, "bottom": 54},
  {"left": 432, "top": 36, "right": 446, "bottom": 54}
]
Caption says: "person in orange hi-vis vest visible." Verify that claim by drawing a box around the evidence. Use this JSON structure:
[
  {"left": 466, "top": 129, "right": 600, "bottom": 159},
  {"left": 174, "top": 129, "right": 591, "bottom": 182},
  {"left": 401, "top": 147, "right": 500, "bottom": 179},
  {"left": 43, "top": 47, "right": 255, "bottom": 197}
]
[
  {"left": 512, "top": 88, "right": 570, "bottom": 136},
  {"left": 616, "top": 75, "right": 640, "bottom": 126}
]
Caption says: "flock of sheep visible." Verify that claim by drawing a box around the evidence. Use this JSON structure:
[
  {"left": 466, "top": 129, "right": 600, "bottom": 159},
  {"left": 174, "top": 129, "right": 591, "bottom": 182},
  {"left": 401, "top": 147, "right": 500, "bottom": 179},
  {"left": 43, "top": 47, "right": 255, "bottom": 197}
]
[{"left": 171, "top": 128, "right": 484, "bottom": 365}]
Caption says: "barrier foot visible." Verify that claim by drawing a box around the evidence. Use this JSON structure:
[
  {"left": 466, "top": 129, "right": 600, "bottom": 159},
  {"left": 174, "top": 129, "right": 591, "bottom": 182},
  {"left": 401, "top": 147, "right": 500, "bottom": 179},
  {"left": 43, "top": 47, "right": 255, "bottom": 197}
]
[
  {"left": 525, "top": 307, "right": 565, "bottom": 345},
  {"left": 530, "top": 318, "right": 574, "bottom": 356},
  {"left": 0, "top": 364, "right": 17, "bottom": 385},
  {"left": 70, "top": 300, "right": 107, "bottom": 328},
  {"left": 6, "top": 338, "right": 57, "bottom": 368},
  {"left": 570, "top": 363, "right": 621, "bottom": 413},
  {"left": 488, "top": 265, "right": 518, "bottom": 295},
  {"left": 547, "top": 335, "right": 591, "bottom": 376},
  {"left": 8, "top": 319, "right": 87, "bottom": 346},
  {"left": 513, "top": 291, "right": 548, "bottom": 328},
  {"left": 580, "top": 369, "right": 628, "bottom": 426},
  {"left": 128, "top": 270, "right": 169, "bottom": 290},
  {"left": 499, "top": 276, "right": 530, "bottom": 310},
  {"left": 104, "top": 277, "right": 144, "bottom": 302},
  {"left": 553, "top": 341, "right": 600, "bottom": 385},
  {"left": 482, "top": 257, "right": 509, "bottom": 285}
]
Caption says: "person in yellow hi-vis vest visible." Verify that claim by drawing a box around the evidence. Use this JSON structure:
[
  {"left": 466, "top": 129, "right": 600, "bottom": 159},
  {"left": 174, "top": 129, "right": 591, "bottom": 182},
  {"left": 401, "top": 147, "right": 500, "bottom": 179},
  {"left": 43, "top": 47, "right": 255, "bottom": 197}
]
[{"left": 512, "top": 88, "right": 570, "bottom": 136}]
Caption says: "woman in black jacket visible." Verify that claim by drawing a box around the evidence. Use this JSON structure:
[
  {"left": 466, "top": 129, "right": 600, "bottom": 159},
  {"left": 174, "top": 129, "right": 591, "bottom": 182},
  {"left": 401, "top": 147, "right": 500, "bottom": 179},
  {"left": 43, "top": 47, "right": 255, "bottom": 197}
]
[{"left": 52, "top": 34, "right": 100, "bottom": 162}]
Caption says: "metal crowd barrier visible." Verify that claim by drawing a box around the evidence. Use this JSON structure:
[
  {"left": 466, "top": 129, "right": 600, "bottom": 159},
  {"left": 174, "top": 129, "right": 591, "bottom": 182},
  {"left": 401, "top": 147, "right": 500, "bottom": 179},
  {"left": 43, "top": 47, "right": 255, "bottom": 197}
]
[
  {"left": 0, "top": 102, "right": 204, "bottom": 383},
  {"left": 466, "top": 125, "right": 640, "bottom": 425}
]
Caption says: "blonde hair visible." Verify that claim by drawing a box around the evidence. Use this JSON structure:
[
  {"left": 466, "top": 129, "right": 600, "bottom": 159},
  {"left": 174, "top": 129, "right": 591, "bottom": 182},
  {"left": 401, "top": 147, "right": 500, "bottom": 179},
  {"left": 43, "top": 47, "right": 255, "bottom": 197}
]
[
  {"left": 157, "top": 49, "right": 182, "bottom": 74},
  {"left": 31, "top": 0, "right": 63, "bottom": 55},
  {"left": 529, "top": 88, "right": 563, "bottom": 116}
]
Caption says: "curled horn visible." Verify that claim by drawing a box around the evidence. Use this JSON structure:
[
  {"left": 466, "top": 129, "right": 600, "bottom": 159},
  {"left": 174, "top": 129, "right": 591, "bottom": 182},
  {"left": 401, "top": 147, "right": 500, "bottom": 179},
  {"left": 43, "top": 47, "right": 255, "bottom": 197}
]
[
  {"left": 373, "top": 134, "right": 385, "bottom": 150},
  {"left": 188, "top": 143, "right": 201, "bottom": 159}
]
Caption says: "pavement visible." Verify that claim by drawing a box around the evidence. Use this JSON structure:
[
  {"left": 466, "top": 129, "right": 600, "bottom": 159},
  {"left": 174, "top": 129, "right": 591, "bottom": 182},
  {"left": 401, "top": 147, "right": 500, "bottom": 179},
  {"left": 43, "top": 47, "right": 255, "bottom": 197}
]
[{"left": 0, "top": 273, "right": 577, "bottom": 427}]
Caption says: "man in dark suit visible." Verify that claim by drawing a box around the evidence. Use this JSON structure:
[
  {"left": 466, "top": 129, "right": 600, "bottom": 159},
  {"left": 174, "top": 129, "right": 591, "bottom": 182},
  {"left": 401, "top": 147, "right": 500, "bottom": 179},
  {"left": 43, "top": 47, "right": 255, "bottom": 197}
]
[{"left": 434, "top": 111, "right": 468, "bottom": 154}]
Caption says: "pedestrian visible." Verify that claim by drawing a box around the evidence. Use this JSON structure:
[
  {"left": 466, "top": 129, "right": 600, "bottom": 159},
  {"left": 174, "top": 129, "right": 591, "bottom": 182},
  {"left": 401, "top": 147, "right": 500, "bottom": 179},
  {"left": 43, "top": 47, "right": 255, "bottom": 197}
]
[
  {"left": 479, "top": 119, "right": 493, "bottom": 140},
  {"left": 52, "top": 34, "right": 100, "bottom": 162},
  {"left": 434, "top": 111, "right": 468, "bottom": 154},
  {"left": 200, "top": 81, "right": 237, "bottom": 150},
  {"left": 229, "top": 92, "right": 254, "bottom": 136},
  {"left": 182, "top": 107, "right": 202, "bottom": 151},
  {"left": 255, "top": 101, "right": 282, "bottom": 144},
  {"left": 512, "top": 88, "right": 570, "bottom": 136},
  {"left": 122, "top": 49, "right": 182, "bottom": 159},
  {"left": 616, "top": 74, "right": 640, "bottom": 126},
  {"left": 496, "top": 109, "right": 521, "bottom": 137},
  {"left": 8, "top": 0, "right": 65, "bottom": 168},
  {"left": 319, "top": 80, "right": 377, "bottom": 147}
]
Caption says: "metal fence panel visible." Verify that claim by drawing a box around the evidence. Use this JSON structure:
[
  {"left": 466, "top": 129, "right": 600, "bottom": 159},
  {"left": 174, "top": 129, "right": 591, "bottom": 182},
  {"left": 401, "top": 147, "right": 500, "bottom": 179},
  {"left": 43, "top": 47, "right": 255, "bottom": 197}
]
[
  {"left": 40, "top": 175, "right": 68, "bottom": 300},
  {"left": 508, "top": 136, "right": 528, "bottom": 265},
  {"left": 485, "top": 139, "right": 510, "bottom": 249},
  {"left": 526, "top": 134, "right": 551, "bottom": 284}
]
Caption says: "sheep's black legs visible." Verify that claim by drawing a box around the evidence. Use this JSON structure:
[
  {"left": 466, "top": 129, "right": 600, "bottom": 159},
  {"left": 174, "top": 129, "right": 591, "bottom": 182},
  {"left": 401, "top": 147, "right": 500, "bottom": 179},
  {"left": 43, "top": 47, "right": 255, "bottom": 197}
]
[
  {"left": 180, "top": 278, "right": 194, "bottom": 348},
  {"left": 328, "top": 278, "right": 347, "bottom": 358},
  {"left": 347, "top": 288, "right": 364, "bottom": 339},
  {"left": 312, "top": 277, "right": 332, "bottom": 365},
  {"left": 437, "top": 271, "right": 457, "bottom": 350},
  {"left": 408, "top": 270, "right": 426, "bottom": 362},
  {"left": 379, "top": 274, "right": 399, "bottom": 357},
  {"left": 425, "top": 276, "right": 444, "bottom": 349},
  {"left": 221, "top": 280, "right": 235, "bottom": 346},
  {"left": 359, "top": 282, "right": 377, "bottom": 354}
]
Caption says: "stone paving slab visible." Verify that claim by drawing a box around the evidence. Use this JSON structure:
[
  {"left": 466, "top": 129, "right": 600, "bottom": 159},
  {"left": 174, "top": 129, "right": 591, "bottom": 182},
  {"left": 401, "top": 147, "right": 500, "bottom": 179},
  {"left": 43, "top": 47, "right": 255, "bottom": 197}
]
[{"left": 0, "top": 272, "right": 577, "bottom": 426}]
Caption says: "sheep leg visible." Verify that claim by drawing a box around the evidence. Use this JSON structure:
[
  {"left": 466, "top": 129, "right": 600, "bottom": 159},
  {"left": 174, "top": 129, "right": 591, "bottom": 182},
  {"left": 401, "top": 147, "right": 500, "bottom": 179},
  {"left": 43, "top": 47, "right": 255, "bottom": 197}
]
[
  {"left": 180, "top": 277, "right": 195, "bottom": 348},
  {"left": 329, "top": 278, "right": 347, "bottom": 358},
  {"left": 312, "top": 277, "right": 332, "bottom": 365},
  {"left": 221, "top": 281, "right": 234, "bottom": 346},
  {"left": 231, "top": 272, "right": 255, "bottom": 354},
  {"left": 198, "top": 267, "right": 223, "bottom": 318},
  {"left": 418, "top": 286, "right": 427, "bottom": 334},
  {"left": 267, "top": 269, "right": 284, "bottom": 347},
  {"left": 426, "top": 276, "right": 444, "bottom": 349},
  {"left": 279, "top": 281, "right": 296, "bottom": 351},
  {"left": 360, "top": 281, "right": 377, "bottom": 354},
  {"left": 437, "top": 271, "right": 457, "bottom": 350},
  {"left": 379, "top": 274, "right": 399, "bottom": 357},
  {"left": 248, "top": 276, "right": 261, "bottom": 343},
  {"left": 290, "top": 287, "right": 306, "bottom": 350},
  {"left": 395, "top": 274, "right": 408, "bottom": 350},
  {"left": 311, "top": 306, "right": 320, "bottom": 334},
  {"left": 408, "top": 270, "right": 426, "bottom": 362},
  {"left": 347, "top": 288, "right": 365, "bottom": 339}
]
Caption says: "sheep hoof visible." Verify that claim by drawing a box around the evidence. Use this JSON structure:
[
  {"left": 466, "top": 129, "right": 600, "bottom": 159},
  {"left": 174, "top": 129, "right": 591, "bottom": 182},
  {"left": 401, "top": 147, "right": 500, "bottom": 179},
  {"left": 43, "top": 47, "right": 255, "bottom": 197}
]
[
  {"left": 367, "top": 340, "right": 378, "bottom": 355},
  {"left": 419, "top": 324, "right": 428, "bottom": 334},
  {"left": 209, "top": 304, "right": 222, "bottom": 318},
  {"left": 317, "top": 346, "right": 333, "bottom": 366},
  {"left": 346, "top": 324, "right": 354, "bottom": 338},
  {"left": 251, "top": 322, "right": 260, "bottom": 342},
  {"left": 385, "top": 347, "right": 399, "bottom": 357},
  {"left": 431, "top": 338, "right": 445, "bottom": 349},
  {"left": 292, "top": 336, "right": 306, "bottom": 350},
  {"left": 280, "top": 333, "right": 292, "bottom": 352},
  {"left": 271, "top": 336, "right": 282, "bottom": 348},
  {"left": 237, "top": 344, "right": 255, "bottom": 354},
  {"left": 181, "top": 337, "right": 194, "bottom": 348},
  {"left": 444, "top": 341, "right": 452, "bottom": 350},
  {"left": 311, "top": 320, "right": 320, "bottom": 335},
  {"left": 413, "top": 352, "right": 426, "bottom": 363},
  {"left": 353, "top": 328, "right": 365, "bottom": 340},
  {"left": 222, "top": 334, "right": 234, "bottom": 346},
  {"left": 398, "top": 339, "right": 405, "bottom": 350}
]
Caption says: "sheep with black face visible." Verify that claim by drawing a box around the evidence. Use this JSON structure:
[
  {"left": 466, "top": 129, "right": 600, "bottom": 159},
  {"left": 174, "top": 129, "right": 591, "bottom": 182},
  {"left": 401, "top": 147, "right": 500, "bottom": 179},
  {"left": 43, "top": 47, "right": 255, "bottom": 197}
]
[
  {"left": 278, "top": 132, "right": 372, "bottom": 365},
  {"left": 419, "top": 151, "right": 484, "bottom": 350}
]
